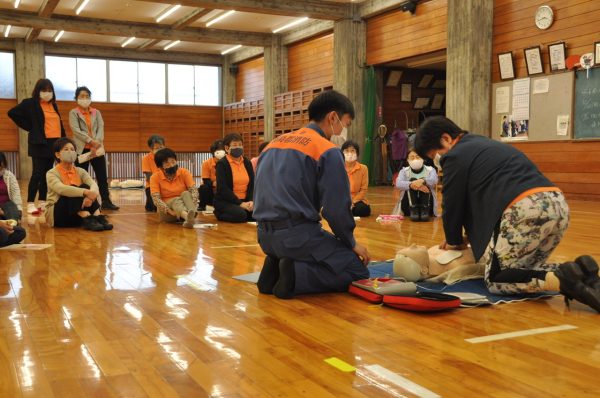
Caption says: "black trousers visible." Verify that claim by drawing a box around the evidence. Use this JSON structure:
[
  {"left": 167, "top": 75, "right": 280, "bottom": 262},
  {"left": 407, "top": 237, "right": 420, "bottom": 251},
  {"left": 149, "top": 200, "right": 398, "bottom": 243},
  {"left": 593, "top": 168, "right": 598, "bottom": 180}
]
[
  {"left": 28, "top": 157, "right": 55, "bottom": 202},
  {"left": 198, "top": 184, "right": 215, "bottom": 208},
  {"left": 0, "top": 200, "right": 21, "bottom": 221},
  {"left": 53, "top": 184, "right": 100, "bottom": 227},
  {"left": 0, "top": 225, "right": 26, "bottom": 247},
  {"left": 145, "top": 187, "right": 156, "bottom": 211},
  {"left": 214, "top": 202, "right": 253, "bottom": 223},
  {"left": 76, "top": 150, "right": 110, "bottom": 201},
  {"left": 352, "top": 201, "right": 371, "bottom": 217},
  {"left": 401, "top": 188, "right": 432, "bottom": 215}
]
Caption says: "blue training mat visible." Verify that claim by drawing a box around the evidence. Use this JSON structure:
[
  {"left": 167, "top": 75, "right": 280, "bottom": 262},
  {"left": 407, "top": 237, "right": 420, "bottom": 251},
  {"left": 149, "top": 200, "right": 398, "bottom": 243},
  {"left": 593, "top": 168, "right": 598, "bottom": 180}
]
[{"left": 368, "top": 261, "right": 558, "bottom": 304}]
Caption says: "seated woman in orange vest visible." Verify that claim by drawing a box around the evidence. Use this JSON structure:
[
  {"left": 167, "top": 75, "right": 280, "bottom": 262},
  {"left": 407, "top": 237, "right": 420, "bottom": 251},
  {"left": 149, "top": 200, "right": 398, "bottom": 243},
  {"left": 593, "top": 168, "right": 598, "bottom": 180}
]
[
  {"left": 149, "top": 148, "right": 198, "bottom": 228},
  {"left": 45, "top": 137, "right": 112, "bottom": 231},
  {"left": 141, "top": 135, "right": 166, "bottom": 212},
  {"left": 341, "top": 140, "right": 371, "bottom": 217},
  {"left": 198, "top": 139, "right": 224, "bottom": 211},
  {"left": 214, "top": 133, "right": 255, "bottom": 223}
]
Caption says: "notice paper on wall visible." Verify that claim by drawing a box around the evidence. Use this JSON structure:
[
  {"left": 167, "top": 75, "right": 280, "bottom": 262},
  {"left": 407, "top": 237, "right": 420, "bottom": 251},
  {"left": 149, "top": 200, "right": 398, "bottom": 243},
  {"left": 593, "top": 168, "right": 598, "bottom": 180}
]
[
  {"left": 495, "top": 87, "right": 510, "bottom": 114},
  {"left": 557, "top": 115, "right": 570, "bottom": 136},
  {"left": 533, "top": 78, "right": 550, "bottom": 94},
  {"left": 512, "top": 78, "right": 530, "bottom": 120}
]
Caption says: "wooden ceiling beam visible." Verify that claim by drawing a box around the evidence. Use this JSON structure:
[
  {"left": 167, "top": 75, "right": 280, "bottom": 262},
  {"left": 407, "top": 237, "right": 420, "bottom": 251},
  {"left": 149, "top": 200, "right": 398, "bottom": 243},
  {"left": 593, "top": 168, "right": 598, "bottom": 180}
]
[
  {"left": 172, "top": 8, "right": 213, "bottom": 30},
  {"left": 25, "top": 28, "right": 41, "bottom": 43},
  {"left": 0, "top": 9, "right": 272, "bottom": 46},
  {"left": 38, "top": 0, "right": 61, "bottom": 18}
]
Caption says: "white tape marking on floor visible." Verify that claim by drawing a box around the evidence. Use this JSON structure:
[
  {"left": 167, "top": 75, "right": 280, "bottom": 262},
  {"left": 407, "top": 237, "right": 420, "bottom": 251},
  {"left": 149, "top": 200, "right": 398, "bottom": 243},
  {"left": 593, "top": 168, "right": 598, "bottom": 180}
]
[
  {"left": 210, "top": 244, "right": 260, "bottom": 249},
  {"left": 363, "top": 364, "right": 441, "bottom": 398},
  {"left": 465, "top": 324, "right": 577, "bottom": 344}
]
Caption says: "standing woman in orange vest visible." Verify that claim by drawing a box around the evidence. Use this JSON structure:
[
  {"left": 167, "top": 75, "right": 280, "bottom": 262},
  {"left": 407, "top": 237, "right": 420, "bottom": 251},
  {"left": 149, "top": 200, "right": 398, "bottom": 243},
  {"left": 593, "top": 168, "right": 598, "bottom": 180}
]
[{"left": 8, "top": 78, "right": 66, "bottom": 215}]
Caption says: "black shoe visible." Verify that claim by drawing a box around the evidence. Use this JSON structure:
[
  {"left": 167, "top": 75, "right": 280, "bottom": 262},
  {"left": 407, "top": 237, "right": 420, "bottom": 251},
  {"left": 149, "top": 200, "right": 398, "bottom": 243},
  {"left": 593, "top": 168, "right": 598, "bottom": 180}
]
[
  {"left": 575, "top": 255, "right": 600, "bottom": 289},
  {"left": 81, "top": 216, "right": 105, "bottom": 231},
  {"left": 409, "top": 206, "right": 420, "bottom": 222},
  {"left": 555, "top": 262, "right": 600, "bottom": 313},
  {"left": 273, "top": 258, "right": 295, "bottom": 299},
  {"left": 145, "top": 204, "right": 157, "bottom": 212},
  {"left": 257, "top": 255, "right": 279, "bottom": 294},
  {"left": 197, "top": 205, "right": 206, "bottom": 212},
  {"left": 94, "top": 215, "right": 113, "bottom": 230},
  {"left": 101, "top": 200, "right": 120, "bottom": 211}
]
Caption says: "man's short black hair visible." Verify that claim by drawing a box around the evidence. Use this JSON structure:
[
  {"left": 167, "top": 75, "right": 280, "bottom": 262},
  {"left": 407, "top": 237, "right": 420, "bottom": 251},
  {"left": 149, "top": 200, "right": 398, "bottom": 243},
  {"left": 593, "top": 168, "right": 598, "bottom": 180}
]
[
  {"left": 147, "top": 135, "right": 165, "bottom": 148},
  {"left": 414, "top": 116, "right": 467, "bottom": 159},
  {"left": 154, "top": 148, "right": 177, "bottom": 168},
  {"left": 308, "top": 90, "right": 355, "bottom": 122},
  {"left": 210, "top": 139, "right": 224, "bottom": 153},
  {"left": 341, "top": 140, "right": 360, "bottom": 157},
  {"left": 223, "top": 133, "right": 243, "bottom": 147},
  {"left": 258, "top": 141, "right": 270, "bottom": 153}
]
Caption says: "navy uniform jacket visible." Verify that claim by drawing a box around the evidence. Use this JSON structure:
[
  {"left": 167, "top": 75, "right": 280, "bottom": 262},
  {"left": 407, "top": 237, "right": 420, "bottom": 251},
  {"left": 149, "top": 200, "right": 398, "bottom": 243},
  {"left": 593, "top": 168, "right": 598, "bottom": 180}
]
[{"left": 253, "top": 124, "right": 356, "bottom": 249}]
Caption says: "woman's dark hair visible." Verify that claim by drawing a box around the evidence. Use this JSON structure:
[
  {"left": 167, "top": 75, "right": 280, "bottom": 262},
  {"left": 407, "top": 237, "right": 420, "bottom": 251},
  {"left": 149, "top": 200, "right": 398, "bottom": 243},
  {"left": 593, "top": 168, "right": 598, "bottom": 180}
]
[
  {"left": 147, "top": 135, "right": 165, "bottom": 148},
  {"left": 0, "top": 152, "right": 7, "bottom": 168},
  {"left": 258, "top": 141, "right": 270, "bottom": 153},
  {"left": 154, "top": 148, "right": 177, "bottom": 168},
  {"left": 53, "top": 137, "right": 77, "bottom": 161},
  {"left": 414, "top": 116, "right": 467, "bottom": 159},
  {"left": 32, "top": 78, "right": 55, "bottom": 102},
  {"left": 308, "top": 90, "right": 355, "bottom": 122},
  {"left": 210, "top": 139, "right": 224, "bottom": 153},
  {"left": 75, "top": 86, "right": 91, "bottom": 99},
  {"left": 341, "top": 140, "right": 360, "bottom": 157},
  {"left": 223, "top": 133, "right": 243, "bottom": 147}
]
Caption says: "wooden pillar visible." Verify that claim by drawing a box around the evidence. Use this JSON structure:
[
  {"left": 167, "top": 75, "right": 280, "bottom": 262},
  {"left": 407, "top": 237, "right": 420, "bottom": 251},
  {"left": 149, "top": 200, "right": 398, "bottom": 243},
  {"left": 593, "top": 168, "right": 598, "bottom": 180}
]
[
  {"left": 263, "top": 36, "right": 288, "bottom": 141},
  {"left": 446, "top": 0, "right": 494, "bottom": 135},
  {"left": 333, "top": 15, "right": 366, "bottom": 147},
  {"left": 222, "top": 55, "right": 236, "bottom": 106},
  {"left": 15, "top": 40, "right": 45, "bottom": 180}
]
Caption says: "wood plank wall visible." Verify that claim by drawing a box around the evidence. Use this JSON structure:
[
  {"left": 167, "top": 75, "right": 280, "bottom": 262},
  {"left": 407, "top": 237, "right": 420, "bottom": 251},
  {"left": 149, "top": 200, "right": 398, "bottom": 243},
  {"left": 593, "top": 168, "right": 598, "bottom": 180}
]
[
  {"left": 287, "top": 33, "right": 334, "bottom": 91},
  {"left": 56, "top": 101, "right": 222, "bottom": 153},
  {"left": 236, "top": 56, "right": 265, "bottom": 102},
  {"left": 366, "top": 0, "right": 447, "bottom": 66},
  {"left": 494, "top": 0, "right": 600, "bottom": 201},
  {"left": 0, "top": 99, "right": 18, "bottom": 151}
]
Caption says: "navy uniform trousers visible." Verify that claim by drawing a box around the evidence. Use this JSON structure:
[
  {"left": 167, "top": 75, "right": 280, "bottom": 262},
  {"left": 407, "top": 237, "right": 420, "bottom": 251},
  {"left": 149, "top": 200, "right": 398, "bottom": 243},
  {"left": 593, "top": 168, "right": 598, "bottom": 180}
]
[{"left": 257, "top": 221, "right": 369, "bottom": 295}]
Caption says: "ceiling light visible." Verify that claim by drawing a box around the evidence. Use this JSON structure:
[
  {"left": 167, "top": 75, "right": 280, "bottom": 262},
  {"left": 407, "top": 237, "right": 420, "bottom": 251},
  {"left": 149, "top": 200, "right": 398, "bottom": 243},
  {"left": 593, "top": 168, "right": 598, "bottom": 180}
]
[
  {"left": 221, "top": 44, "right": 242, "bottom": 55},
  {"left": 54, "top": 30, "right": 65, "bottom": 42},
  {"left": 121, "top": 37, "right": 136, "bottom": 48},
  {"left": 75, "top": 0, "right": 90, "bottom": 15},
  {"left": 14, "top": 0, "right": 20, "bottom": 8},
  {"left": 206, "top": 10, "right": 235, "bottom": 27},
  {"left": 164, "top": 40, "right": 180, "bottom": 50},
  {"left": 272, "top": 17, "right": 309, "bottom": 33},
  {"left": 4, "top": 25, "right": 11, "bottom": 38},
  {"left": 156, "top": 4, "right": 181, "bottom": 23}
]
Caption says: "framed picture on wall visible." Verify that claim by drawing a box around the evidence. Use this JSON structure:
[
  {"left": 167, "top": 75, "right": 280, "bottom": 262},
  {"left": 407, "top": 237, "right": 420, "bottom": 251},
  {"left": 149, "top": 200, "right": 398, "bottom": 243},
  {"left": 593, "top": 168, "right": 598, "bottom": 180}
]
[
  {"left": 418, "top": 74, "right": 434, "bottom": 88},
  {"left": 548, "top": 42, "right": 566, "bottom": 72},
  {"left": 524, "top": 46, "right": 544, "bottom": 76},
  {"left": 595, "top": 41, "right": 600, "bottom": 66},
  {"left": 498, "top": 51, "right": 515, "bottom": 80},
  {"left": 414, "top": 97, "right": 430, "bottom": 109},
  {"left": 431, "top": 94, "right": 445, "bottom": 110},
  {"left": 400, "top": 83, "right": 412, "bottom": 102}
]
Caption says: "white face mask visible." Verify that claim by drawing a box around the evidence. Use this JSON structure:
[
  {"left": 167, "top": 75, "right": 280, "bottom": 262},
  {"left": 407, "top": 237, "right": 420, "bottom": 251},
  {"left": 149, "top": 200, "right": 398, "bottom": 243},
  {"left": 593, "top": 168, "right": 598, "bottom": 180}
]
[
  {"left": 214, "top": 150, "right": 226, "bottom": 159},
  {"left": 408, "top": 159, "right": 424, "bottom": 170},
  {"left": 60, "top": 150, "right": 77, "bottom": 163},
  {"left": 40, "top": 92, "right": 53, "bottom": 102},
  {"left": 77, "top": 99, "right": 91, "bottom": 108},
  {"left": 344, "top": 153, "right": 357, "bottom": 163},
  {"left": 433, "top": 153, "right": 442, "bottom": 169},
  {"left": 330, "top": 114, "right": 348, "bottom": 138}
]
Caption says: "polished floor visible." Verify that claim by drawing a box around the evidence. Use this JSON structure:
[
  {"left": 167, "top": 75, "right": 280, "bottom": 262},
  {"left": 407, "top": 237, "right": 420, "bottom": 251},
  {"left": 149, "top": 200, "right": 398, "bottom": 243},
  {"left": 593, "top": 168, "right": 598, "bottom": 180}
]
[{"left": 1, "top": 186, "right": 599, "bottom": 397}]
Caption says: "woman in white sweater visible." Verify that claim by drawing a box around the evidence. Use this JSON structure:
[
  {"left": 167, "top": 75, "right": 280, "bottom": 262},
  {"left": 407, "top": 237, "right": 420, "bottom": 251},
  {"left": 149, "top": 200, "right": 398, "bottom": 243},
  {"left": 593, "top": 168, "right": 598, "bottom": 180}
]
[
  {"left": 0, "top": 152, "right": 23, "bottom": 222},
  {"left": 45, "top": 138, "right": 112, "bottom": 231}
]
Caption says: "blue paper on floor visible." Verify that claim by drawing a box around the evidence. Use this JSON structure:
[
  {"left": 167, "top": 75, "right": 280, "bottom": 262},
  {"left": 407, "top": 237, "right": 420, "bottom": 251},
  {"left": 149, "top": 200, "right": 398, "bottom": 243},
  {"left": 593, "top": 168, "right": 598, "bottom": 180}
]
[{"left": 368, "top": 261, "right": 557, "bottom": 305}]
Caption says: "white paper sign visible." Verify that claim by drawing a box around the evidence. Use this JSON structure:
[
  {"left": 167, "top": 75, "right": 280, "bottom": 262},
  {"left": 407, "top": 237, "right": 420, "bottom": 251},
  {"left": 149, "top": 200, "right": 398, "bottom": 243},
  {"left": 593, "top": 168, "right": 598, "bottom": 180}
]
[
  {"left": 511, "top": 78, "right": 530, "bottom": 121},
  {"left": 557, "top": 115, "right": 570, "bottom": 136},
  {"left": 512, "top": 78, "right": 530, "bottom": 95},
  {"left": 495, "top": 87, "right": 510, "bottom": 113},
  {"left": 533, "top": 78, "right": 550, "bottom": 94}
]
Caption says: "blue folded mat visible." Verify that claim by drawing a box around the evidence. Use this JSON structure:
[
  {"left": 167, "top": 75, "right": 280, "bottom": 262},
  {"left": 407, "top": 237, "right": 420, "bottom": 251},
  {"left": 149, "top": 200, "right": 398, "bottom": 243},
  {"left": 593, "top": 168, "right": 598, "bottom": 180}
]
[{"left": 368, "top": 261, "right": 557, "bottom": 304}]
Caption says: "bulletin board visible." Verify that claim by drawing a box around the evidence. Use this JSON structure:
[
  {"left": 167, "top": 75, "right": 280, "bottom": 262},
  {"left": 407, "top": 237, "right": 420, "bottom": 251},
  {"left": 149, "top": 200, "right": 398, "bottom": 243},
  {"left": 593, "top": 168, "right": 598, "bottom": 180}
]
[
  {"left": 491, "top": 71, "right": 574, "bottom": 141},
  {"left": 574, "top": 69, "right": 600, "bottom": 139}
]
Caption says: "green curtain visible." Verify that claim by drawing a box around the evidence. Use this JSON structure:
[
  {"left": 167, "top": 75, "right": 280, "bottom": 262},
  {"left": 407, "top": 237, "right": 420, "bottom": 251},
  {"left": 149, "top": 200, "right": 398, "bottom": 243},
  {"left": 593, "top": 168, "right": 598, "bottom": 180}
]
[{"left": 364, "top": 66, "right": 376, "bottom": 185}]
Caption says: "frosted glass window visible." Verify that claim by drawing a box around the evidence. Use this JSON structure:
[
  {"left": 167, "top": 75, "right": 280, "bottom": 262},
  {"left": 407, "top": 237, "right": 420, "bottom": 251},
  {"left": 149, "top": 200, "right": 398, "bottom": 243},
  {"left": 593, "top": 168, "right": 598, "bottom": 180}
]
[
  {"left": 109, "top": 60, "right": 138, "bottom": 103},
  {"left": 76, "top": 58, "right": 107, "bottom": 102},
  {"left": 0, "top": 52, "right": 15, "bottom": 99},
  {"left": 45, "top": 56, "right": 77, "bottom": 100},
  {"left": 194, "top": 66, "right": 220, "bottom": 106},
  {"left": 138, "top": 62, "right": 165, "bottom": 104},
  {"left": 167, "top": 64, "right": 194, "bottom": 105}
]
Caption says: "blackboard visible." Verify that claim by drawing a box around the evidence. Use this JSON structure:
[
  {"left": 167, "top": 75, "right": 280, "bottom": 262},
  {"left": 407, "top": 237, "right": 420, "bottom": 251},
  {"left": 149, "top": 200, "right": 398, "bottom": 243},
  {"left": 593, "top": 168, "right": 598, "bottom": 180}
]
[{"left": 574, "top": 69, "right": 600, "bottom": 139}]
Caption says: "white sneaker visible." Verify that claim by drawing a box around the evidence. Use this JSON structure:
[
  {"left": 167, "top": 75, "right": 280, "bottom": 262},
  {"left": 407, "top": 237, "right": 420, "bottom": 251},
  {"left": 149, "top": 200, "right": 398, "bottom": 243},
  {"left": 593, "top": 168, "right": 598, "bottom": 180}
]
[
  {"left": 26, "top": 203, "right": 38, "bottom": 214},
  {"left": 38, "top": 201, "right": 46, "bottom": 212}
]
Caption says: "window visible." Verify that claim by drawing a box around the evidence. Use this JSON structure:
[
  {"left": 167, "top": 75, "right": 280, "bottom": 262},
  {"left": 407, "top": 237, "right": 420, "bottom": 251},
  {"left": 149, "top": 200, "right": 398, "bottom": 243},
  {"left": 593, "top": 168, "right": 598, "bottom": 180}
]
[
  {"left": 109, "top": 60, "right": 138, "bottom": 103},
  {"left": 195, "top": 65, "right": 220, "bottom": 106},
  {"left": 168, "top": 64, "right": 194, "bottom": 105},
  {"left": 0, "top": 52, "right": 15, "bottom": 99},
  {"left": 46, "top": 56, "right": 77, "bottom": 100},
  {"left": 77, "top": 58, "right": 107, "bottom": 102},
  {"left": 138, "top": 62, "right": 165, "bottom": 104}
]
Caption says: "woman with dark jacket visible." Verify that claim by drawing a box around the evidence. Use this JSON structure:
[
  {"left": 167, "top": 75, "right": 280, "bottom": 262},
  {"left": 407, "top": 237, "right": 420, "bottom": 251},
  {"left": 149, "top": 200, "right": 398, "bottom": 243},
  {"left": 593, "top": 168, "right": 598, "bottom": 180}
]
[
  {"left": 415, "top": 116, "right": 600, "bottom": 313},
  {"left": 8, "top": 78, "right": 66, "bottom": 215},
  {"left": 213, "top": 133, "right": 254, "bottom": 223}
]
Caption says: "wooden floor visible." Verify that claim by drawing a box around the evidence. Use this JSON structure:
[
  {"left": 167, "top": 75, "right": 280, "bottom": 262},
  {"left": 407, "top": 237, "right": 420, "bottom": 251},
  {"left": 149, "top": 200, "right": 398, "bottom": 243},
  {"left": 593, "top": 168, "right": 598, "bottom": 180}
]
[{"left": 1, "top": 186, "right": 599, "bottom": 398}]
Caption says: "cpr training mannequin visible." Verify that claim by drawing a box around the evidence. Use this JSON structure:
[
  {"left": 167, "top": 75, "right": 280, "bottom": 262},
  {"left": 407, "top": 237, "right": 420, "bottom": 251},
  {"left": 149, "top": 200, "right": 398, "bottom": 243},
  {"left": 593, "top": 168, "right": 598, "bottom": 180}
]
[{"left": 393, "top": 244, "right": 484, "bottom": 283}]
